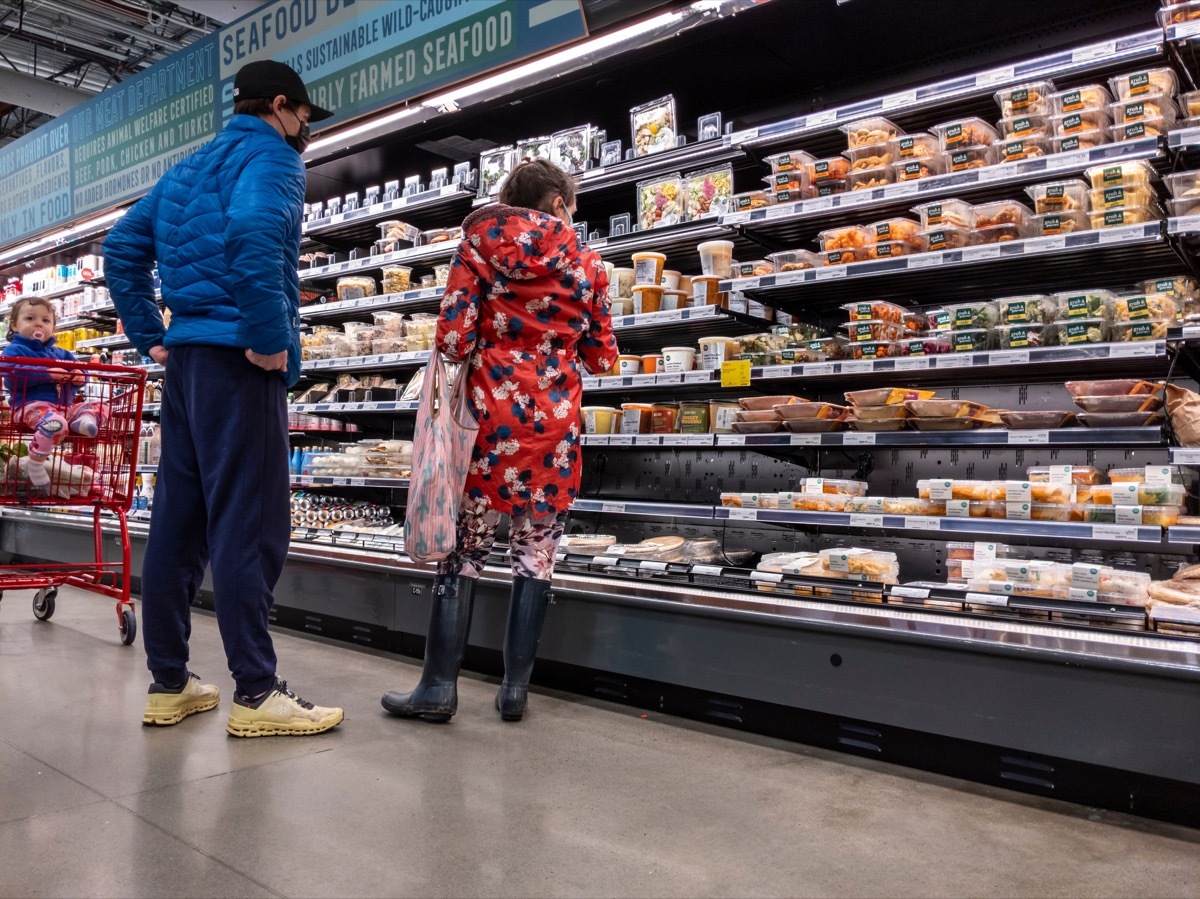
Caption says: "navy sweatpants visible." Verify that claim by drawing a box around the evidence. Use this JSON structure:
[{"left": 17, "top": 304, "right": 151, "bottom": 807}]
[{"left": 141, "top": 346, "right": 290, "bottom": 697}]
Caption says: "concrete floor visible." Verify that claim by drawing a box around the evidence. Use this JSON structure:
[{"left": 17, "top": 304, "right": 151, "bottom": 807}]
[{"left": 1, "top": 588, "right": 1199, "bottom": 899}]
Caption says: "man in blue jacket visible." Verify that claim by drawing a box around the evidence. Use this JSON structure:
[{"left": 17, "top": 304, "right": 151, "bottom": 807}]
[{"left": 105, "top": 60, "right": 343, "bottom": 737}]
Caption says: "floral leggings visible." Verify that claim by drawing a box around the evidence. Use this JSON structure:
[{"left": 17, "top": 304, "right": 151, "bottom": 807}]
[{"left": 438, "top": 495, "right": 569, "bottom": 581}]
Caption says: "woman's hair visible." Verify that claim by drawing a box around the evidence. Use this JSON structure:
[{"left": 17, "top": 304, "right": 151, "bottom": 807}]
[
  {"left": 8, "top": 296, "right": 56, "bottom": 333},
  {"left": 500, "top": 158, "right": 576, "bottom": 212}
]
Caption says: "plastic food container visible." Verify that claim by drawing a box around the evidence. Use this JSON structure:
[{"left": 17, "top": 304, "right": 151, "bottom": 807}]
[
  {"left": 1112, "top": 293, "right": 1177, "bottom": 322},
  {"left": 582, "top": 407, "right": 620, "bottom": 435},
  {"left": 768, "top": 249, "right": 821, "bottom": 273},
  {"left": 1049, "top": 131, "right": 1110, "bottom": 154},
  {"left": 818, "top": 548, "right": 899, "bottom": 579},
  {"left": 997, "top": 410, "right": 1075, "bottom": 429},
  {"left": 844, "top": 143, "right": 894, "bottom": 170},
  {"left": 1165, "top": 170, "right": 1200, "bottom": 199},
  {"left": 336, "top": 276, "right": 376, "bottom": 302},
  {"left": 685, "top": 166, "right": 735, "bottom": 219},
  {"left": 619, "top": 403, "right": 654, "bottom": 434},
  {"left": 1027, "top": 465, "right": 1102, "bottom": 485},
  {"left": 848, "top": 166, "right": 893, "bottom": 191},
  {"left": 698, "top": 336, "right": 739, "bottom": 370},
  {"left": 767, "top": 170, "right": 808, "bottom": 193},
  {"left": 1050, "top": 84, "right": 1113, "bottom": 115},
  {"left": 1143, "top": 275, "right": 1198, "bottom": 298},
  {"left": 822, "top": 249, "right": 867, "bottom": 266},
  {"left": 973, "top": 200, "right": 1032, "bottom": 229},
  {"left": 1059, "top": 318, "right": 1109, "bottom": 344},
  {"left": 1088, "top": 161, "right": 1157, "bottom": 191},
  {"left": 849, "top": 403, "right": 909, "bottom": 420},
  {"left": 995, "top": 294, "right": 1057, "bottom": 325},
  {"left": 945, "top": 301, "right": 999, "bottom": 331},
  {"left": 1051, "top": 108, "right": 1114, "bottom": 136},
  {"left": 812, "top": 179, "right": 850, "bottom": 197},
  {"left": 842, "top": 117, "right": 901, "bottom": 148},
  {"left": 917, "top": 480, "right": 1005, "bottom": 501},
  {"left": 864, "top": 218, "right": 919, "bottom": 245},
  {"left": 996, "top": 323, "right": 1058, "bottom": 348},
  {"left": 1183, "top": 90, "right": 1200, "bottom": 118},
  {"left": 949, "top": 329, "right": 994, "bottom": 352},
  {"left": 944, "top": 144, "right": 998, "bottom": 172},
  {"left": 892, "top": 157, "right": 945, "bottom": 182},
  {"left": 765, "top": 150, "right": 817, "bottom": 174},
  {"left": 632, "top": 251, "right": 668, "bottom": 285},
  {"left": 842, "top": 300, "right": 906, "bottom": 323},
  {"left": 999, "top": 113, "right": 1052, "bottom": 139},
  {"left": 889, "top": 133, "right": 941, "bottom": 160},
  {"left": 616, "top": 354, "right": 642, "bottom": 376},
  {"left": 775, "top": 402, "right": 844, "bottom": 421},
  {"left": 661, "top": 347, "right": 696, "bottom": 373},
  {"left": 847, "top": 340, "right": 896, "bottom": 360},
  {"left": 900, "top": 333, "right": 953, "bottom": 355},
  {"left": 1168, "top": 198, "right": 1200, "bottom": 216},
  {"left": 792, "top": 493, "right": 853, "bottom": 512},
  {"left": 846, "top": 387, "right": 935, "bottom": 406},
  {"left": 641, "top": 354, "right": 664, "bottom": 374},
  {"left": 1025, "top": 180, "right": 1089, "bottom": 214},
  {"left": 731, "top": 190, "right": 774, "bottom": 213},
  {"left": 650, "top": 403, "right": 680, "bottom": 434},
  {"left": 1110, "top": 95, "right": 1179, "bottom": 125},
  {"left": 636, "top": 176, "right": 684, "bottom": 231},
  {"left": 1109, "top": 68, "right": 1179, "bottom": 102},
  {"left": 1072, "top": 394, "right": 1162, "bottom": 413},
  {"left": 1109, "top": 465, "right": 1181, "bottom": 484},
  {"left": 819, "top": 225, "right": 872, "bottom": 252},
  {"left": 1053, "top": 289, "right": 1116, "bottom": 322},
  {"left": 691, "top": 276, "right": 726, "bottom": 308},
  {"left": 920, "top": 226, "right": 972, "bottom": 252},
  {"left": 842, "top": 320, "right": 903, "bottom": 343},
  {"left": 806, "top": 157, "right": 851, "bottom": 182},
  {"left": 1088, "top": 184, "right": 1157, "bottom": 210},
  {"left": 631, "top": 285, "right": 664, "bottom": 315},
  {"left": 995, "top": 82, "right": 1056, "bottom": 116},
  {"left": 999, "top": 136, "right": 1051, "bottom": 163},
  {"left": 930, "top": 118, "right": 1000, "bottom": 149},
  {"left": 799, "top": 478, "right": 867, "bottom": 496},
  {"left": 1029, "top": 211, "right": 1089, "bottom": 236},
  {"left": 912, "top": 199, "right": 975, "bottom": 230},
  {"left": 659, "top": 289, "right": 688, "bottom": 311},
  {"left": 973, "top": 223, "right": 1027, "bottom": 244},
  {"left": 1110, "top": 119, "right": 1172, "bottom": 141},
  {"left": 678, "top": 401, "right": 711, "bottom": 434},
  {"left": 1088, "top": 205, "right": 1160, "bottom": 228},
  {"left": 1110, "top": 319, "right": 1171, "bottom": 341},
  {"left": 697, "top": 241, "right": 734, "bottom": 278},
  {"left": 866, "top": 240, "right": 919, "bottom": 260}
]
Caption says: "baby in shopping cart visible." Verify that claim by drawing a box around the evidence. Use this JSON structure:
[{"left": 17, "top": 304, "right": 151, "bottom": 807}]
[{"left": 2, "top": 297, "right": 106, "bottom": 495}]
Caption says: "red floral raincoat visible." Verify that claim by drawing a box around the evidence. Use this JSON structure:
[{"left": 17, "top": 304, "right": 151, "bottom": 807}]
[{"left": 436, "top": 204, "right": 618, "bottom": 516}]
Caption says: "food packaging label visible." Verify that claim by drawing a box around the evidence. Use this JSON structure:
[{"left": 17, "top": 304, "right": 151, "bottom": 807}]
[
  {"left": 1113, "top": 482, "right": 1140, "bottom": 505},
  {"left": 619, "top": 409, "right": 644, "bottom": 434},
  {"left": 904, "top": 339, "right": 927, "bottom": 356},
  {"left": 827, "top": 548, "right": 870, "bottom": 573},
  {"left": 1040, "top": 215, "right": 1067, "bottom": 235},
  {"left": 1002, "top": 141, "right": 1032, "bottom": 162},
  {"left": 1058, "top": 135, "right": 1083, "bottom": 152},
  {"left": 1071, "top": 562, "right": 1102, "bottom": 590},
  {"left": 803, "top": 478, "right": 825, "bottom": 494},
  {"left": 931, "top": 311, "right": 952, "bottom": 331},
  {"left": 953, "top": 308, "right": 975, "bottom": 328},
  {"left": 851, "top": 324, "right": 874, "bottom": 341},
  {"left": 928, "top": 480, "right": 954, "bottom": 501},
  {"left": 1060, "top": 90, "right": 1085, "bottom": 112},
  {"left": 1006, "top": 501, "right": 1032, "bottom": 520},
  {"left": 1104, "top": 210, "right": 1129, "bottom": 227},
  {"left": 946, "top": 500, "right": 970, "bottom": 517},
  {"left": 634, "top": 258, "right": 659, "bottom": 284},
  {"left": 1061, "top": 113, "right": 1086, "bottom": 134},
  {"left": 855, "top": 497, "right": 885, "bottom": 512},
  {"left": 1146, "top": 465, "right": 1173, "bottom": 486},
  {"left": 1100, "top": 165, "right": 1124, "bottom": 185},
  {"left": 1006, "top": 301, "right": 1029, "bottom": 323},
  {"left": 1103, "top": 187, "right": 1133, "bottom": 208},
  {"left": 875, "top": 243, "right": 897, "bottom": 257},
  {"left": 1129, "top": 72, "right": 1151, "bottom": 96},
  {"left": 816, "top": 182, "right": 842, "bottom": 197},
  {"left": 740, "top": 493, "right": 760, "bottom": 508},
  {"left": 1005, "top": 481, "right": 1032, "bottom": 502},
  {"left": 1042, "top": 185, "right": 1067, "bottom": 209},
  {"left": 960, "top": 559, "right": 976, "bottom": 579},
  {"left": 1008, "top": 88, "right": 1031, "bottom": 112},
  {"left": 925, "top": 203, "right": 946, "bottom": 224},
  {"left": 1126, "top": 296, "right": 1150, "bottom": 319},
  {"left": 849, "top": 303, "right": 874, "bottom": 321},
  {"left": 1010, "top": 116, "right": 1036, "bottom": 136},
  {"left": 1069, "top": 588, "right": 1098, "bottom": 601},
  {"left": 713, "top": 405, "right": 741, "bottom": 431},
  {"left": 952, "top": 332, "right": 981, "bottom": 352},
  {"left": 974, "top": 541, "right": 999, "bottom": 560},
  {"left": 1129, "top": 321, "right": 1156, "bottom": 340},
  {"left": 926, "top": 230, "right": 953, "bottom": 251},
  {"left": 1064, "top": 321, "right": 1095, "bottom": 343},
  {"left": 897, "top": 137, "right": 919, "bottom": 157},
  {"left": 1151, "top": 279, "right": 1177, "bottom": 295},
  {"left": 949, "top": 150, "right": 972, "bottom": 171},
  {"left": 1048, "top": 465, "right": 1074, "bottom": 486},
  {"left": 944, "top": 124, "right": 966, "bottom": 145},
  {"left": 1115, "top": 505, "right": 1143, "bottom": 524}
]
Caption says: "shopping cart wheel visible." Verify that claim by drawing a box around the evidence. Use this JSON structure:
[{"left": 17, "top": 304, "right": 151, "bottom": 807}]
[
  {"left": 32, "top": 588, "right": 57, "bottom": 621},
  {"left": 119, "top": 607, "right": 137, "bottom": 645}
]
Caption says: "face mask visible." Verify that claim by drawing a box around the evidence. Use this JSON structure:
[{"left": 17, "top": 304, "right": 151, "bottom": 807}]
[{"left": 276, "top": 108, "right": 310, "bottom": 153}]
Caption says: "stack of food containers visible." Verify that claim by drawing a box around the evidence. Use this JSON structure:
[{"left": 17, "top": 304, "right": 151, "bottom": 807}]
[
  {"left": 930, "top": 116, "right": 1001, "bottom": 175},
  {"left": 1108, "top": 67, "right": 1179, "bottom": 142},
  {"left": 839, "top": 118, "right": 901, "bottom": 191},
  {"left": 971, "top": 199, "right": 1033, "bottom": 243},
  {"left": 1164, "top": 169, "right": 1200, "bottom": 217},
  {"left": 1048, "top": 83, "right": 1113, "bottom": 153},
  {"left": 1024, "top": 178, "right": 1090, "bottom": 237},
  {"left": 1083, "top": 160, "right": 1162, "bottom": 227},
  {"left": 993, "top": 81, "right": 1056, "bottom": 163}
]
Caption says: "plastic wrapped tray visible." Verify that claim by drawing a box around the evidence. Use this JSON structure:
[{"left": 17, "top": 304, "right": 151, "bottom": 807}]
[
  {"left": 1109, "top": 68, "right": 1179, "bottom": 102},
  {"left": 1025, "top": 180, "right": 1089, "bottom": 214},
  {"left": 996, "top": 323, "right": 1058, "bottom": 348},
  {"left": 845, "top": 387, "right": 935, "bottom": 406},
  {"left": 999, "top": 136, "right": 1051, "bottom": 164},
  {"left": 842, "top": 117, "right": 901, "bottom": 148},
  {"left": 930, "top": 118, "right": 1000, "bottom": 149},
  {"left": 1029, "top": 211, "right": 1089, "bottom": 236},
  {"left": 1064, "top": 379, "right": 1162, "bottom": 397},
  {"left": 1050, "top": 84, "right": 1113, "bottom": 115},
  {"left": 1071, "top": 395, "right": 1163, "bottom": 413},
  {"left": 997, "top": 410, "right": 1076, "bottom": 429},
  {"left": 631, "top": 95, "right": 677, "bottom": 157},
  {"left": 912, "top": 199, "right": 975, "bottom": 230},
  {"left": 944, "top": 144, "right": 998, "bottom": 172},
  {"left": 995, "top": 81, "right": 1056, "bottom": 116},
  {"left": 892, "top": 157, "right": 944, "bottom": 182}
]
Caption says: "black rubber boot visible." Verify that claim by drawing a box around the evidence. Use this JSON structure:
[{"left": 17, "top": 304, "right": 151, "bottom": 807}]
[
  {"left": 495, "top": 577, "right": 552, "bottom": 722},
  {"left": 381, "top": 574, "right": 476, "bottom": 722}
]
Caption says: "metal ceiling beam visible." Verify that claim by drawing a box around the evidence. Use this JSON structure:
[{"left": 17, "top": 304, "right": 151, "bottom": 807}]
[
  {"left": 0, "top": 67, "right": 90, "bottom": 115},
  {"left": 36, "top": 0, "right": 189, "bottom": 51},
  {"left": 0, "top": 22, "right": 133, "bottom": 66},
  {"left": 169, "top": 0, "right": 258, "bottom": 25}
]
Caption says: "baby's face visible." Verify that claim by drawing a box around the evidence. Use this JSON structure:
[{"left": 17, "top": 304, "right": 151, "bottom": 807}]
[{"left": 15, "top": 305, "right": 56, "bottom": 342}]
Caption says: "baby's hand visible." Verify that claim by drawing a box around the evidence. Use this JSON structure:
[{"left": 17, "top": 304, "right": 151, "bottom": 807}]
[
  {"left": 47, "top": 368, "right": 71, "bottom": 382},
  {"left": 69, "top": 372, "right": 87, "bottom": 385}
]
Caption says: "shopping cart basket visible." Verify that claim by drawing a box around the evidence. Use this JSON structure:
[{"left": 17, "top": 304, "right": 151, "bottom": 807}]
[{"left": 0, "top": 356, "right": 146, "bottom": 644}]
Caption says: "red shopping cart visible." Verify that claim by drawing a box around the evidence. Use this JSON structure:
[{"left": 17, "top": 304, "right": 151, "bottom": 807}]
[{"left": 0, "top": 356, "right": 146, "bottom": 644}]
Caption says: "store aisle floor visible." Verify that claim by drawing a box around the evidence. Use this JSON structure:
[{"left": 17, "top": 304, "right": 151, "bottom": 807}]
[{"left": 1, "top": 587, "right": 1198, "bottom": 899}]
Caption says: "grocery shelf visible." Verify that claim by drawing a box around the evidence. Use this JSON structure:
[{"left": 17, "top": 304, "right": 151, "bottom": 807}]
[
  {"left": 1170, "top": 448, "right": 1200, "bottom": 465},
  {"left": 581, "top": 427, "right": 1163, "bottom": 450},
  {"left": 16, "top": 278, "right": 105, "bottom": 302},
  {"left": 293, "top": 474, "right": 409, "bottom": 489},
  {"left": 721, "top": 139, "right": 1160, "bottom": 241},
  {"left": 727, "top": 31, "right": 1161, "bottom": 149},
  {"left": 142, "top": 403, "right": 160, "bottom": 415},
  {"left": 300, "top": 287, "right": 444, "bottom": 321},
  {"left": 1167, "top": 126, "right": 1200, "bottom": 150},
  {"left": 1165, "top": 18, "right": 1200, "bottom": 42},
  {"left": 609, "top": 305, "right": 772, "bottom": 352},
  {"left": 302, "top": 350, "right": 431, "bottom": 374},
  {"left": 74, "top": 333, "right": 129, "bottom": 350},
  {"left": 1167, "top": 214, "right": 1200, "bottom": 236},
  {"left": 720, "top": 222, "right": 1173, "bottom": 309},
  {"left": 298, "top": 243, "right": 456, "bottom": 283},
  {"left": 292, "top": 400, "right": 420, "bottom": 414},
  {"left": 582, "top": 341, "right": 1168, "bottom": 394},
  {"left": 589, "top": 220, "right": 741, "bottom": 270},
  {"left": 302, "top": 184, "right": 475, "bottom": 246},
  {"left": 570, "top": 498, "right": 724, "bottom": 520},
  {"left": 1167, "top": 526, "right": 1200, "bottom": 545},
  {"left": 576, "top": 141, "right": 745, "bottom": 197}
]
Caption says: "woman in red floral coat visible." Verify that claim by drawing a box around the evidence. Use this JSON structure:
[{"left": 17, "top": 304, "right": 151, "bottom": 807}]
[{"left": 383, "top": 159, "right": 618, "bottom": 724}]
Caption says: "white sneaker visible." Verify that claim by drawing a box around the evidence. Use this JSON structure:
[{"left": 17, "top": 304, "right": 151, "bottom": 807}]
[
  {"left": 143, "top": 673, "right": 220, "bottom": 726},
  {"left": 226, "top": 679, "right": 343, "bottom": 738}
]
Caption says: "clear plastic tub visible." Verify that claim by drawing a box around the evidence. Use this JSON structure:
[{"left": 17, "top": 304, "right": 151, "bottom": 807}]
[
  {"left": 822, "top": 248, "right": 867, "bottom": 266},
  {"left": 930, "top": 118, "right": 1000, "bottom": 149},
  {"left": 1053, "top": 289, "right": 1116, "bottom": 321},
  {"left": 917, "top": 479, "right": 1006, "bottom": 501},
  {"left": 731, "top": 190, "right": 774, "bottom": 213},
  {"left": 996, "top": 294, "right": 1058, "bottom": 324},
  {"left": 844, "top": 143, "right": 894, "bottom": 170},
  {"left": 819, "top": 225, "right": 873, "bottom": 252},
  {"left": 1183, "top": 90, "right": 1200, "bottom": 118},
  {"left": 972, "top": 223, "right": 1027, "bottom": 244},
  {"left": 845, "top": 340, "right": 897, "bottom": 360},
  {"left": 973, "top": 200, "right": 1033, "bottom": 228},
  {"left": 767, "top": 170, "right": 808, "bottom": 193},
  {"left": 1029, "top": 211, "right": 1089, "bottom": 236},
  {"left": 1109, "top": 465, "right": 1181, "bottom": 484},
  {"left": 1167, "top": 198, "right": 1200, "bottom": 216},
  {"left": 968, "top": 501, "right": 1008, "bottom": 519},
  {"left": 1027, "top": 465, "right": 1102, "bottom": 484},
  {"left": 912, "top": 199, "right": 975, "bottom": 229},
  {"left": 813, "top": 178, "right": 850, "bottom": 197},
  {"left": 889, "top": 133, "right": 940, "bottom": 160},
  {"left": 1025, "top": 180, "right": 1089, "bottom": 214},
  {"left": 1049, "top": 131, "right": 1109, "bottom": 154},
  {"left": 892, "top": 157, "right": 945, "bottom": 182},
  {"left": 842, "top": 117, "right": 901, "bottom": 148},
  {"left": 842, "top": 320, "right": 904, "bottom": 342},
  {"left": 1111, "top": 293, "right": 1178, "bottom": 322},
  {"left": 866, "top": 218, "right": 921, "bottom": 244},
  {"left": 999, "top": 113, "right": 1052, "bottom": 139},
  {"left": 944, "top": 144, "right": 998, "bottom": 172},
  {"left": 841, "top": 300, "right": 907, "bottom": 323},
  {"left": 995, "top": 81, "right": 1056, "bottom": 116},
  {"left": 806, "top": 157, "right": 852, "bottom": 182},
  {"left": 847, "top": 166, "right": 893, "bottom": 191},
  {"left": 996, "top": 323, "right": 1058, "bottom": 348},
  {"left": 1088, "top": 184, "right": 1158, "bottom": 210},
  {"left": 765, "top": 150, "right": 817, "bottom": 174},
  {"left": 1051, "top": 109, "right": 1113, "bottom": 135},
  {"left": 1108, "top": 68, "right": 1179, "bottom": 102},
  {"left": 866, "top": 240, "right": 920, "bottom": 259},
  {"left": 1110, "top": 119, "right": 1172, "bottom": 141},
  {"left": 1050, "top": 84, "right": 1113, "bottom": 115},
  {"left": 1059, "top": 318, "right": 1110, "bottom": 344},
  {"left": 1089, "top": 484, "right": 1186, "bottom": 505},
  {"left": 1109, "top": 319, "right": 1171, "bottom": 341},
  {"left": 768, "top": 249, "right": 822, "bottom": 273},
  {"left": 1164, "top": 170, "right": 1200, "bottom": 199},
  {"left": 791, "top": 493, "right": 853, "bottom": 513},
  {"left": 1110, "top": 95, "right": 1179, "bottom": 125},
  {"left": 945, "top": 301, "right": 1000, "bottom": 330},
  {"left": 1143, "top": 275, "right": 1198, "bottom": 298},
  {"left": 818, "top": 548, "right": 899, "bottom": 579},
  {"left": 900, "top": 333, "right": 953, "bottom": 355},
  {"left": 1137, "top": 506, "right": 1183, "bottom": 527},
  {"left": 999, "top": 136, "right": 1051, "bottom": 163},
  {"left": 1088, "top": 205, "right": 1161, "bottom": 228},
  {"left": 1080, "top": 160, "right": 1152, "bottom": 188},
  {"left": 950, "top": 329, "right": 994, "bottom": 352},
  {"left": 920, "top": 226, "right": 972, "bottom": 251},
  {"left": 798, "top": 477, "right": 868, "bottom": 496}
]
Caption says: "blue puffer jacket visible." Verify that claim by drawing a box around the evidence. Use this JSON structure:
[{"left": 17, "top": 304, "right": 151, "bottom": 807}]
[
  {"left": 1, "top": 334, "right": 79, "bottom": 406},
  {"left": 104, "top": 115, "right": 306, "bottom": 385}
]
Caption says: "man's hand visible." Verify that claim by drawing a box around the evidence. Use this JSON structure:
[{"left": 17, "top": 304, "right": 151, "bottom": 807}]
[
  {"left": 149, "top": 346, "right": 169, "bottom": 365},
  {"left": 245, "top": 349, "right": 288, "bottom": 372}
]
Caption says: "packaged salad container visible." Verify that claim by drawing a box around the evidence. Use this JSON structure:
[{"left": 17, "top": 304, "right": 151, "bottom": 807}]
[
  {"left": 636, "top": 174, "right": 685, "bottom": 231},
  {"left": 478, "top": 146, "right": 516, "bottom": 197},
  {"left": 550, "top": 125, "right": 596, "bottom": 174},
  {"left": 631, "top": 95, "right": 677, "bottom": 157},
  {"left": 515, "top": 136, "right": 552, "bottom": 162},
  {"left": 683, "top": 165, "right": 734, "bottom": 220}
]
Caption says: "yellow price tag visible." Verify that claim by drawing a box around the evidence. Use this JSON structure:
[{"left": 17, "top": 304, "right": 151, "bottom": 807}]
[{"left": 720, "top": 359, "right": 752, "bottom": 387}]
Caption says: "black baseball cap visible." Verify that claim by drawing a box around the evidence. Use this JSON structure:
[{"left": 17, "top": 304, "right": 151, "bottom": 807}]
[{"left": 233, "top": 60, "right": 333, "bottom": 121}]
